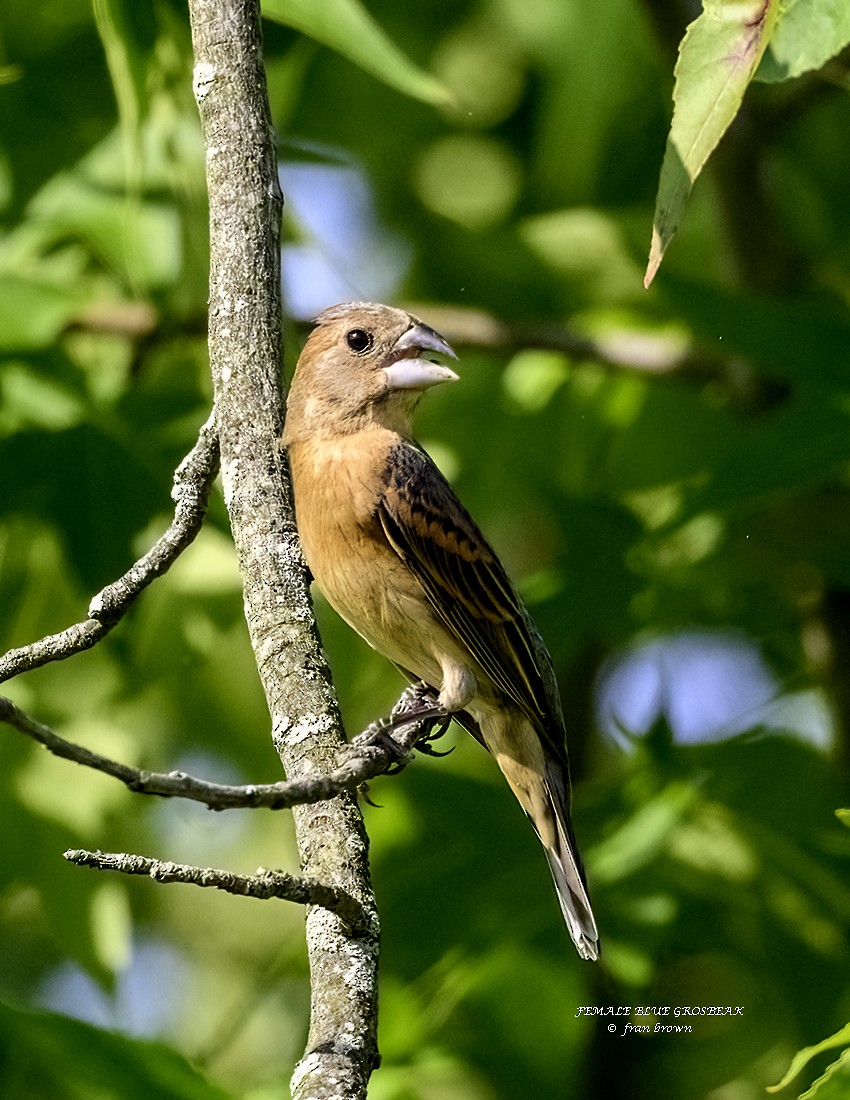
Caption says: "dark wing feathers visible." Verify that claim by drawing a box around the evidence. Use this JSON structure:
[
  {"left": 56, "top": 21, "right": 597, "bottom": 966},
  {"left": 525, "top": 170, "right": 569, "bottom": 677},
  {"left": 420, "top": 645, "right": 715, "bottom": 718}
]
[{"left": 377, "top": 441, "right": 568, "bottom": 762}]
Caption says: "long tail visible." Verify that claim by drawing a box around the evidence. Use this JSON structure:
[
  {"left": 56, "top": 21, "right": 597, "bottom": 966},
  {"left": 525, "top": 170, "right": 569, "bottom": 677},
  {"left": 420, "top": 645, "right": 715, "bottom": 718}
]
[
  {"left": 544, "top": 762, "right": 599, "bottom": 960},
  {"left": 475, "top": 710, "right": 599, "bottom": 959},
  {"left": 543, "top": 825, "right": 599, "bottom": 960}
]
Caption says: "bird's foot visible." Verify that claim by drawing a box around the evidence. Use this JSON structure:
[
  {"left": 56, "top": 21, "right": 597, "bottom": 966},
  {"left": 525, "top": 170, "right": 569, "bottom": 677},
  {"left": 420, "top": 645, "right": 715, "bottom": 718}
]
[
  {"left": 352, "top": 682, "right": 453, "bottom": 772},
  {"left": 414, "top": 714, "right": 454, "bottom": 756},
  {"left": 387, "top": 681, "right": 453, "bottom": 756},
  {"left": 353, "top": 716, "right": 414, "bottom": 775}
]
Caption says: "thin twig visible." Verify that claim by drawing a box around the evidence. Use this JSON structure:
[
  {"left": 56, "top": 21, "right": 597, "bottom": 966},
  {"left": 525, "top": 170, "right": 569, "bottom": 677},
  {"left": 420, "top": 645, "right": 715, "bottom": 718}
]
[
  {"left": 68, "top": 300, "right": 703, "bottom": 379},
  {"left": 404, "top": 301, "right": 695, "bottom": 375},
  {"left": 64, "top": 850, "right": 367, "bottom": 933},
  {"left": 0, "top": 412, "right": 220, "bottom": 685},
  {"left": 0, "top": 684, "right": 445, "bottom": 810}
]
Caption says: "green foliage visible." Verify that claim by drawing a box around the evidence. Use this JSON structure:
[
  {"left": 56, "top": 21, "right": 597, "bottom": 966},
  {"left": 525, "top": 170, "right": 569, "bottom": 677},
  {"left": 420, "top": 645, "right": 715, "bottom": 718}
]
[
  {"left": 1, "top": 0, "right": 850, "bottom": 1097},
  {"left": 647, "top": 0, "right": 850, "bottom": 283},
  {"left": 646, "top": 0, "right": 780, "bottom": 286},
  {"left": 769, "top": 1024, "right": 850, "bottom": 1098},
  {"left": 758, "top": 0, "right": 850, "bottom": 83},
  {"left": 262, "top": 0, "right": 452, "bottom": 107},
  {"left": 768, "top": 807, "right": 850, "bottom": 1100},
  {"left": 0, "top": 999, "right": 232, "bottom": 1099}
]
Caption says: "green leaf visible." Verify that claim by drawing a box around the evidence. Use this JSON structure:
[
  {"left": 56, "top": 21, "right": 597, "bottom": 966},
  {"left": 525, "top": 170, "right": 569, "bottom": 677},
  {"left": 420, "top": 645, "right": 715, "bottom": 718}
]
[
  {"left": 262, "top": 0, "right": 452, "bottom": 107},
  {"left": 837, "top": 809, "right": 850, "bottom": 828},
  {"left": 0, "top": 276, "right": 84, "bottom": 351},
  {"left": 802, "top": 1050, "right": 850, "bottom": 1100},
  {"left": 645, "top": 0, "right": 780, "bottom": 287},
  {"left": 0, "top": 64, "right": 23, "bottom": 86},
  {"left": 757, "top": 0, "right": 850, "bottom": 83},
  {"left": 681, "top": 395, "right": 850, "bottom": 517},
  {"left": 587, "top": 782, "right": 700, "bottom": 885},
  {"left": 767, "top": 1022, "right": 850, "bottom": 1093},
  {"left": 0, "top": 1000, "right": 232, "bottom": 1099},
  {"left": 658, "top": 275, "right": 850, "bottom": 389},
  {"left": 29, "top": 166, "right": 183, "bottom": 290},
  {"left": 0, "top": 425, "right": 165, "bottom": 589},
  {"left": 92, "top": 0, "right": 146, "bottom": 179}
]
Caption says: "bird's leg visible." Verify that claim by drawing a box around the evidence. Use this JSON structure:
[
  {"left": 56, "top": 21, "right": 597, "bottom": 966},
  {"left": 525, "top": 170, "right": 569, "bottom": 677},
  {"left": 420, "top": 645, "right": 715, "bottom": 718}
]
[
  {"left": 407, "top": 661, "right": 476, "bottom": 756},
  {"left": 352, "top": 681, "right": 453, "bottom": 772}
]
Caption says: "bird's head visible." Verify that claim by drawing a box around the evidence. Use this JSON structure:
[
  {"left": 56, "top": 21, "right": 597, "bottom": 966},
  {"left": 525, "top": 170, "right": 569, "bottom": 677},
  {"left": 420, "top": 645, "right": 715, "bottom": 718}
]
[{"left": 284, "top": 301, "right": 458, "bottom": 442}]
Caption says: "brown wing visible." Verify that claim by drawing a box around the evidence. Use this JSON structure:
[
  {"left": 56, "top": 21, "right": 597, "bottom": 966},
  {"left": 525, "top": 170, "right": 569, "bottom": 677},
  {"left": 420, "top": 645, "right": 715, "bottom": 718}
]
[{"left": 377, "top": 440, "right": 568, "bottom": 764}]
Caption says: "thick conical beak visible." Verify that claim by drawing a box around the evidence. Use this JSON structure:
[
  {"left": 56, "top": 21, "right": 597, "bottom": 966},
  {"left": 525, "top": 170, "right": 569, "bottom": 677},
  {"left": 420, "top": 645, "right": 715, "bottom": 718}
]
[{"left": 383, "top": 322, "right": 459, "bottom": 390}]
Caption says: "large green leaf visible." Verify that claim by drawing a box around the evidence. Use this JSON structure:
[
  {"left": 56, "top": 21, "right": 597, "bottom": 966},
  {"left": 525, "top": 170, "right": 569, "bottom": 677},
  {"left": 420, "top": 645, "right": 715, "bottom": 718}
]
[
  {"left": 262, "top": 0, "right": 451, "bottom": 107},
  {"left": 803, "top": 1053, "right": 850, "bottom": 1100},
  {"left": 768, "top": 1023, "right": 850, "bottom": 1095},
  {"left": 645, "top": 0, "right": 780, "bottom": 287},
  {"left": 0, "top": 1000, "right": 232, "bottom": 1099},
  {"left": 0, "top": 425, "right": 165, "bottom": 589},
  {"left": 658, "top": 276, "right": 850, "bottom": 388},
  {"left": 29, "top": 168, "right": 183, "bottom": 290},
  {"left": 0, "top": 276, "right": 84, "bottom": 351},
  {"left": 92, "top": 0, "right": 148, "bottom": 172},
  {"left": 680, "top": 395, "right": 850, "bottom": 517},
  {"left": 757, "top": 0, "right": 850, "bottom": 82}
]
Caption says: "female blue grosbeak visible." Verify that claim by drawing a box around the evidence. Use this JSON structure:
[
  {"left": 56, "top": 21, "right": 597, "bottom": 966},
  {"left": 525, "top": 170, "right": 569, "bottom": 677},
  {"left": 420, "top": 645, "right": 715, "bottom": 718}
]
[{"left": 284, "top": 302, "right": 598, "bottom": 959}]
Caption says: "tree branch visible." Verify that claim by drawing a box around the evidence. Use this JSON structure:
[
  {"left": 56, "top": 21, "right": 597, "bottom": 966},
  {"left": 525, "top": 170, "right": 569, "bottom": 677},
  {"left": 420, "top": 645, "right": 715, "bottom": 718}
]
[
  {"left": 187, "top": 2, "right": 380, "bottom": 1095},
  {"left": 68, "top": 299, "right": 697, "bottom": 377},
  {"left": 403, "top": 301, "right": 697, "bottom": 376},
  {"left": 0, "top": 687, "right": 444, "bottom": 810},
  {"left": 0, "top": 412, "right": 219, "bottom": 685},
  {"left": 64, "top": 850, "right": 367, "bottom": 933}
]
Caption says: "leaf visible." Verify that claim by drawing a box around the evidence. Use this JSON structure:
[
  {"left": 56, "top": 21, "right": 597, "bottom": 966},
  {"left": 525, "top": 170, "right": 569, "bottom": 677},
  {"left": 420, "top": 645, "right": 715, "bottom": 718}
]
[
  {"left": 92, "top": 0, "right": 147, "bottom": 176},
  {"left": 645, "top": 0, "right": 781, "bottom": 287},
  {"left": 0, "top": 276, "right": 85, "bottom": 351},
  {"left": 837, "top": 809, "right": 850, "bottom": 828},
  {"left": 30, "top": 166, "right": 183, "bottom": 290},
  {"left": 0, "top": 425, "right": 165, "bottom": 589},
  {"left": 0, "top": 778, "right": 108, "bottom": 981},
  {"left": 680, "top": 395, "right": 850, "bottom": 517},
  {"left": 262, "top": 0, "right": 452, "bottom": 107},
  {"left": 658, "top": 275, "right": 850, "bottom": 389},
  {"left": 0, "top": 64, "right": 23, "bottom": 86},
  {"left": 588, "top": 782, "right": 700, "bottom": 885},
  {"left": 801, "top": 1051, "right": 850, "bottom": 1100},
  {"left": 0, "top": 1000, "right": 232, "bottom": 1099},
  {"left": 757, "top": 0, "right": 850, "bottom": 83},
  {"left": 767, "top": 1022, "right": 850, "bottom": 1093}
]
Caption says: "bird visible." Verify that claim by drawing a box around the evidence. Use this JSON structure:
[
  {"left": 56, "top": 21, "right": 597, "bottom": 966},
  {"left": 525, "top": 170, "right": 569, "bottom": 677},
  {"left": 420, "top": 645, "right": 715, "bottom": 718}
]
[{"left": 283, "top": 301, "right": 599, "bottom": 960}]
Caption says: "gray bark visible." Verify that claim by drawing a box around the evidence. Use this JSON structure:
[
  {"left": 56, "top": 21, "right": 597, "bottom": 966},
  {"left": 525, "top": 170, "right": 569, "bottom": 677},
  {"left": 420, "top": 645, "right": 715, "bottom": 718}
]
[{"left": 186, "top": 1, "right": 380, "bottom": 1094}]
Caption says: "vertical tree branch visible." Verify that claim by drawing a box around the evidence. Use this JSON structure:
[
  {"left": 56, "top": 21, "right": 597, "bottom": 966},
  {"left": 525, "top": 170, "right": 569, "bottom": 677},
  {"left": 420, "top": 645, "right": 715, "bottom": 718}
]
[{"left": 186, "top": 3, "right": 379, "bottom": 1096}]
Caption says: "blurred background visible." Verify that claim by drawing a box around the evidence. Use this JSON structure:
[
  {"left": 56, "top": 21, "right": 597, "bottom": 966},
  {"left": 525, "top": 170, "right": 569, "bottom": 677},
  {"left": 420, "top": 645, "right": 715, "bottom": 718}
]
[{"left": 1, "top": 0, "right": 850, "bottom": 1097}]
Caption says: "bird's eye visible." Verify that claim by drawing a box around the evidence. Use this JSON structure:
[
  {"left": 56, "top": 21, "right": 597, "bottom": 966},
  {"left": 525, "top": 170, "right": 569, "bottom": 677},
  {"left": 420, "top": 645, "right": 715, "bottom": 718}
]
[{"left": 346, "top": 328, "right": 374, "bottom": 354}]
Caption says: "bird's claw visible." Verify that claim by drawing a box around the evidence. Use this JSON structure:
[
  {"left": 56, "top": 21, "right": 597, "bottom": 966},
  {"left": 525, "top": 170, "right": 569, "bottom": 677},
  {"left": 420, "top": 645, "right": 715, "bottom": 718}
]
[
  {"left": 359, "top": 782, "right": 382, "bottom": 807},
  {"left": 351, "top": 682, "right": 453, "bottom": 774},
  {"left": 351, "top": 717, "right": 412, "bottom": 775},
  {"left": 413, "top": 715, "right": 453, "bottom": 756}
]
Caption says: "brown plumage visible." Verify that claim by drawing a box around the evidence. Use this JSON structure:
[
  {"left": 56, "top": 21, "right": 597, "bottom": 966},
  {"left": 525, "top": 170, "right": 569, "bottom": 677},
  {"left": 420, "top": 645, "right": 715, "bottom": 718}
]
[{"left": 284, "top": 301, "right": 599, "bottom": 960}]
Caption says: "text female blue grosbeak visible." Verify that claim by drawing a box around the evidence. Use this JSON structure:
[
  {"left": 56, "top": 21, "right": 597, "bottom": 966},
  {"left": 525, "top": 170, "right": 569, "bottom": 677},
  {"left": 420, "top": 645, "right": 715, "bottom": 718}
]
[{"left": 284, "top": 302, "right": 599, "bottom": 960}]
